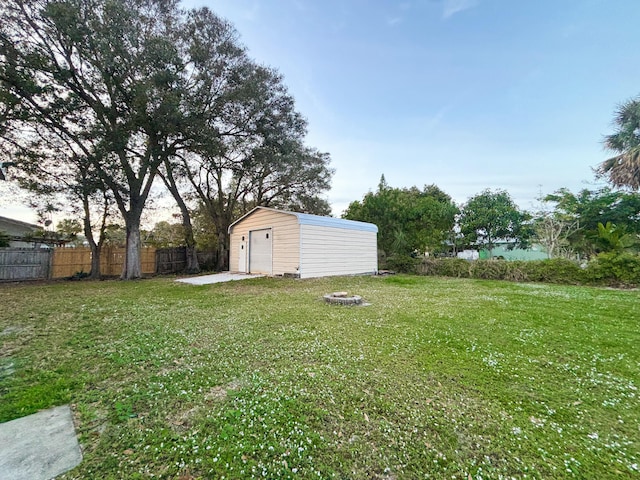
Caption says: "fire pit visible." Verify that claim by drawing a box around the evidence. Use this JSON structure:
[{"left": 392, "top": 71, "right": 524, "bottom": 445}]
[{"left": 323, "top": 291, "right": 363, "bottom": 305}]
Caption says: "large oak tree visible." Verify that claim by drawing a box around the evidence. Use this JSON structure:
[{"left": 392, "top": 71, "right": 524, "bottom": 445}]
[{"left": 1, "top": 0, "right": 333, "bottom": 276}]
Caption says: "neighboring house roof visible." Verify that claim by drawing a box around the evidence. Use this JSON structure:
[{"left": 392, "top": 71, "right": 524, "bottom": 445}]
[
  {"left": 228, "top": 206, "right": 378, "bottom": 233},
  {"left": 0, "top": 215, "right": 39, "bottom": 236}
]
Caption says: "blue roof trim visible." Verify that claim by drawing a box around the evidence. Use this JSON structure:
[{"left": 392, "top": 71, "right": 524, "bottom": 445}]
[{"left": 293, "top": 212, "right": 378, "bottom": 232}]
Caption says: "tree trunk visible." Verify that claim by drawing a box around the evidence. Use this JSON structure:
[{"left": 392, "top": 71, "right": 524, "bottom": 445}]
[
  {"left": 180, "top": 204, "right": 199, "bottom": 274},
  {"left": 122, "top": 214, "right": 143, "bottom": 279},
  {"left": 82, "top": 197, "right": 102, "bottom": 279},
  {"left": 159, "top": 162, "right": 200, "bottom": 274},
  {"left": 90, "top": 243, "right": 101, "bottom": 279},
  {"left": 216, "top": 229, "right": 229, "bottom": 271},
  {"left": 185, "top": 245, "right": 199, "bottom": 273}
]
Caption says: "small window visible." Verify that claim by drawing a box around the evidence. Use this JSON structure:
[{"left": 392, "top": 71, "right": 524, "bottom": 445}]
[
  {"left": 266, "top": 233, "right": 269, "bottom": 239},
  {"left": 241, "top": 236, "right": 245, "bottom": 241}
]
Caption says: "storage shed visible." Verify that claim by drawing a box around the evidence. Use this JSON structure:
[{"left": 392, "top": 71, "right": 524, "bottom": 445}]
[{"left": 228, "top": 207, "right": 378, "bottom": 279}]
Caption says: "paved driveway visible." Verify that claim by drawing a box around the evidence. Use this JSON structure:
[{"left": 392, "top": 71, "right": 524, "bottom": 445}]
[{"left": 176, "top": 272, "right": 265, "bottom": 285}]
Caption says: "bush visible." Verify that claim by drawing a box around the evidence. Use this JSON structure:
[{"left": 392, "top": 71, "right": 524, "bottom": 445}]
[
  {"left": 585, "top": 252, "right": 640, "bottom": 287},
  {"left": 415, "top": 257, "right": 619, "bottom": 286},
  {"left": 418, "top": 258, "right": 471, "bottom": 278},
  {"left": 417, "top": 255, "right": 640, "bottom": 287},
  {"left": 519, "top": 258, "right": 585, "bottom": 284},
  {"left": 470, "top": 259, "right": 518, "bottom": 281},
  {"left": 385, "top": 254, "right": 419, "bottom": 273}
]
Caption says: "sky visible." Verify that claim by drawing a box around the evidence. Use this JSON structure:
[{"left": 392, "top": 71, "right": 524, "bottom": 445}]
[{"left": 2, "top": 0, "right": 640, "bottom": 224}]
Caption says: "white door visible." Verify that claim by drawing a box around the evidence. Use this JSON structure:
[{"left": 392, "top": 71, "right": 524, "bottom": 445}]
[
  {"left": 249, "top": 228, "right": 272, "bottom": 274},
  {"left": 238, "top": 239, "right": 247, "bottom": 273}
]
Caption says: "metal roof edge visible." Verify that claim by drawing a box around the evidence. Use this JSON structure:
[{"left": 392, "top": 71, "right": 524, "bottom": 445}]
[{"left": 228, "top": 206, "right": 378, "bottom": 233}]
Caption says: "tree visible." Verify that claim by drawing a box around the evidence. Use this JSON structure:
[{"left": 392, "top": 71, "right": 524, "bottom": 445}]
[
  {"left": 146, "top": 7, "right": 334, "bottom": 272},
  {"left": 1, "top": 0, "right": 333, "bottom": 277},
  {"left": 534, "top": 211, "right": 579, "bottom": 259},
  {"left": 0, "top": 230, "right": 9, "bottom": 247},
  {"left": 343, "top": 176, "right": 459, "bottom": 257},
  {"left": 167, "top": 30, "right": 333, "bottom": 270},
  {"left": 543, "top": 187, "right": 640, "bottom": 258},
  {"left": 56, "top": 218, "right": 82, "bottom": 244},
  {"left": 459, "top": 189, "right": 531, "bottom": 258},
  {"left": 599, "top": 97, "right": 640, "bottom": 190},
  {"left": 0, "top": 0, "right": 186, "bottom": 279},
  {"left": 146, "top": 221, "right": 185, "bottom": 248}
]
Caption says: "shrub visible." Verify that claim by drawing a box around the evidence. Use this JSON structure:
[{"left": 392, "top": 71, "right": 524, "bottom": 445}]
[
  {"left": 519, "top": 258, "right": 585, "bottom": 284},
  {"left": 469, "top": 259, "right": 516, "bottom": 280},
  {"left": 416, "top": 257, "right": 597, "bottom": 286},
  {"left": 418, "top": 258, "right": 471, "bottom": 278},
  {"left": 585, "top": 252, "right": 640, "bottom": 287},
  {"left": 384, "top": 254, "right": 419, "bottom": 273}
]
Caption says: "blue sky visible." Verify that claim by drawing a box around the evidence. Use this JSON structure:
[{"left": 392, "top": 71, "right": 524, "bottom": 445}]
[
  {"left": 188, "top": 0, "right": 640, "bottom": 216},
  {"left": 2, "top": 0, "right": 639, "bottom": 223}
]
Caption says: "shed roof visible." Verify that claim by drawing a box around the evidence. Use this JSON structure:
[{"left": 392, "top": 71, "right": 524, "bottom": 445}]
[{"left": 228, "top": 207, "right": 378, "bottom": 233}]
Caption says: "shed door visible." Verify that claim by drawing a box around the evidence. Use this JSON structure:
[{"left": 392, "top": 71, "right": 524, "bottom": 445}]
[
  {"left": 238, "top": 238, "right": 247, "bottom": 273},
  {"left": 249, "top": 228, "right": 272, "bottom": 274}
]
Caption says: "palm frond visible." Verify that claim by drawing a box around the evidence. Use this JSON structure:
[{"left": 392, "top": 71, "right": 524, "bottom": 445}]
[{"left": 597, "top": 147, "right": 640, "bottom": 190}]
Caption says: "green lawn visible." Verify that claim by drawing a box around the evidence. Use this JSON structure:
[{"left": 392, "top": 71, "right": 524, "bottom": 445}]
[{"left": 1, "top": 275, "right": 638, "bottom": 479}]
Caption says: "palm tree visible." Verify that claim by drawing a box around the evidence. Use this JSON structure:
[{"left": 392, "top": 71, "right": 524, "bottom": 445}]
[{"left": 599, "top": 98, "right": 640, "bottom": 190}]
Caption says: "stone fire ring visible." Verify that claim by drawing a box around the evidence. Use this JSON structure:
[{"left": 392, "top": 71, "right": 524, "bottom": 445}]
[{"left": 323, "top": 291, "right": 363, "bottom": 305}]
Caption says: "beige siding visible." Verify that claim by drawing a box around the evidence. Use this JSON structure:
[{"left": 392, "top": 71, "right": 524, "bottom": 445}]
[
  {"left": 229, "top": 209, "right": 300, "bottom": 275},
  {"left": 299, "top": 225, "right": 377, "bottom": 279}
]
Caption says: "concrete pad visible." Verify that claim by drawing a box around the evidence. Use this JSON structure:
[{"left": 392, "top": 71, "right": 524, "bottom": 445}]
[
  {"left": 176, "top": 272, "right": 265, "bottom": 285},
  {"left": 0, "top": 405, "right": 82, "bottom": 480}
]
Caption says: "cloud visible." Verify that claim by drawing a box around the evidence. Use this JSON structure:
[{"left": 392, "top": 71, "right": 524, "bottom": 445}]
[
  {"left": 442, "top": 0, "right": 479, "bottom": 19},
  {"left": 387, "top": 16, "right": 403, "bottom": 26}
]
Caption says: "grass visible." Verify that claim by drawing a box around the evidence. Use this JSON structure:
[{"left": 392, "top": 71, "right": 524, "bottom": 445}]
[{"left": 0, "top": 275, "right": 638, "bottom": 479}]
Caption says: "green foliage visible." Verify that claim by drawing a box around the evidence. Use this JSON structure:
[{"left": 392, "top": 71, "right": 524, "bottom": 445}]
[
  {"left": 419, "top": 255, "right": 640, "bottom": 287},
  {"left": 585, "top": 252, "right": 640, "bottom": 286},
  {"left": 56, "top": 218, "right": 84, "bottom": 246},
  {"left": 101, "top": 224, "right": 126, "bottom": 247},
  {"left": 384, "top": 254, "right": 419, "bottom": 273},
  {"left": 343, "top": 176, "right": 458, "bottom": 256},
  {"left": 459, "top": 189, "right": 532, "bottom": 257},
  {"left": 418, "top": 257, "right": 472, "bottom": 278},
  {"left": 598, "top": 96, "right": 640, "bottom": 190},
  {"left": 0, "top": 230, "right": 9, "bottom": 247},
  {"left": 542, "top": 187, "right": 640, "bottom": 257},
  {"left": 592, "top": 221, "right": 637, "bottom": 253},
  {"left": 146, "top": 221, "right": 185, "bottom": 248},
  {"left": 517, "top": 258, "right": 586, "bottom": 284}
]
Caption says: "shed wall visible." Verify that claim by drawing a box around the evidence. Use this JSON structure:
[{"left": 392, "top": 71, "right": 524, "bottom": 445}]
[
  {"left": 229, "top": 209, "right": 300, "bottom": 275},
  {"left": 299, "top": 225, "right": 377, "bottom": 279}
]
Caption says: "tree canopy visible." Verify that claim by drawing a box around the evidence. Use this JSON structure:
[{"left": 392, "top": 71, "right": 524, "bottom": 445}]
[
  {"left": 459, "top": 189, "right": 531, "bottom": 257},
  {"left": 343, "top": 176, "right": 458, "bottom": 258},
  {"left": 542, "top": 187, "right": 640, "bottom": 257}
]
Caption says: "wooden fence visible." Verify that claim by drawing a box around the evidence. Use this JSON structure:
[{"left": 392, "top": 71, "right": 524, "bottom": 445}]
[
  {"left": 0, "top": 246, "right": 215, "bottom": 281},
  {"left": 0, "top": 249, "right": 51, "bottom": 281},
  {"left": 155, "top": 247, "right": 186, "bottom": 274},
  {"left": 51, "top": 247, "right": 156, "bottom": 278}
]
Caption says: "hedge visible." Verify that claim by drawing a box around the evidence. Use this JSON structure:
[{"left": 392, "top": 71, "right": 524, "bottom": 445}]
[{"left": 415, "top": 254, "right": 640, "bottom": 288}]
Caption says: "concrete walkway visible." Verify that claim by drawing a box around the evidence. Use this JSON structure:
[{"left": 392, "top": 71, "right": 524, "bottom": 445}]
[
  {"left": 176, "top": 272, "right": 265, "bottom": 285},
  {"left": 0, "top": 405, "right": 82, "bottom": 480}
]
